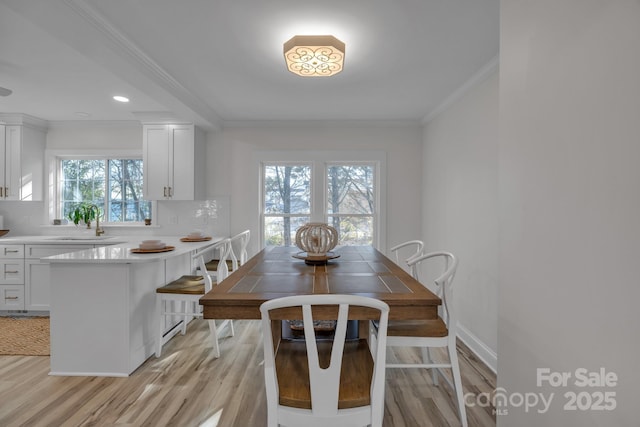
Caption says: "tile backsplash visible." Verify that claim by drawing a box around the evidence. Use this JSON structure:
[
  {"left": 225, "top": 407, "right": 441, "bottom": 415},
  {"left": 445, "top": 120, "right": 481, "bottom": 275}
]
[{"left": 0, "top": 196, "right": 231, "bottom": 238}]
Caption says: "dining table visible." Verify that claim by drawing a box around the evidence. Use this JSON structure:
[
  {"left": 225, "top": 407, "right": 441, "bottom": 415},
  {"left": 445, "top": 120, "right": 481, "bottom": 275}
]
[{"left": 199, "top": 245, "right": 441, "bottom": 336}]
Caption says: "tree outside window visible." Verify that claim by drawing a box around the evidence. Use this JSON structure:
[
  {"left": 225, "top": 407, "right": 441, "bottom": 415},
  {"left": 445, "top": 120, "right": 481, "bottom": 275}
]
[
  {"left": 262, "top": 162, "right": 376, "bottom": 247},
  {"left": 327, "top": 165, "right": 374, "bottom": 245},
  {"left": 60, "top": 158, "right": 151, "bottom": 223},
  {"left": 263, "top": 165, "right": 310, "bottom": 246}
]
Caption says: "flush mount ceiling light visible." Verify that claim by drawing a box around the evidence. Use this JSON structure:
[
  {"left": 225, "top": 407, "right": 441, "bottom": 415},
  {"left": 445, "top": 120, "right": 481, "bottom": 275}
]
[
  {"left": 283, "top": 35, "right": 345, "bottom": 77},
  {"left": 113, "top": 95, "right": 130, "bottom": 103}
]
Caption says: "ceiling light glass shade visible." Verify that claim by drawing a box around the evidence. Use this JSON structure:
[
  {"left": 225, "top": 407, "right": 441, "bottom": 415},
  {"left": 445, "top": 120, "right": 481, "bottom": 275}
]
[{"left": 283, "top": 35, "right": 345, "bottom": 77}]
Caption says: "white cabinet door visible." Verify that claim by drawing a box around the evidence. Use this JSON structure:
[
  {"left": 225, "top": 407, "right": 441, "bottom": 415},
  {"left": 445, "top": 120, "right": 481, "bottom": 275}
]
[
  {"left": 3, "top": 125, "right": 22, "bottom": 200},
  {"left": 143, "top": 124, "right": 198, "bottom": 200},
  {"left": 168, "top": 124, "right": 195, "bottom": 200},
  {"left": 0, "top": 123, "right": 45, "bottom": 201},
  {"left": 25, "top": 260, "right": 49, "bottom": 311},
  {"left": 25, "top": 244, "right": 95, "bottom": 311},
  {"left": 143, "top": 124, "right": 171, "bottom": 200},
  {"left": 0, "top": 124, "right": 4, "bottom": 196}
]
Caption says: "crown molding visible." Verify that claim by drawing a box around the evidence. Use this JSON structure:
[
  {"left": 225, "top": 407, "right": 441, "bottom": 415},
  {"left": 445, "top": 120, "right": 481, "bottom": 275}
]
[
  {"left": 0, "top": 113, "right": 48, "bottom": 130},
  {"left": 132, "top": 111, "right": 194, "bottom": 125},
  {"left": 46, "top": 120, "right": 141, "bottom": 130},
  {"left": 222, "top": 119, "right": 423, "bottom": 129},
  {"left": 422, "top": 55, "right": 499, "bottom": 124},
  {"left": 62, "top": 0, "right": 222, "bottom": 130}
]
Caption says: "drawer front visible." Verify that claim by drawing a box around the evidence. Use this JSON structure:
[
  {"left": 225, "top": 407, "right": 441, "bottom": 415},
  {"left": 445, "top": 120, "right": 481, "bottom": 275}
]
[
  {"left": 0, "top": 285, "right": 24, "bottom": 310},
  {"left": 0, "top": 260, "right": 25, "bottom": 284},
  {"left": 0, "top": 245, "right": 25, "bottom": 259},
  {"left": 25, "top": 245, "right": 94, "bottom": 259}
]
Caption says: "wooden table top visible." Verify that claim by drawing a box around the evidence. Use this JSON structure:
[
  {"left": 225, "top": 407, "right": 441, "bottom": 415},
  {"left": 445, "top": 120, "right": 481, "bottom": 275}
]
[{"left": 200, "top": 245, "right": 441, "bottom": 321}]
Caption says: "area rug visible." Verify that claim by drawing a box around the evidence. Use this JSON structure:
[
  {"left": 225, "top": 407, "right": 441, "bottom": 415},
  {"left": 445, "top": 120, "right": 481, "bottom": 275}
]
[{"left": 0, "top": 317, "right": 50, "bottom": 356}]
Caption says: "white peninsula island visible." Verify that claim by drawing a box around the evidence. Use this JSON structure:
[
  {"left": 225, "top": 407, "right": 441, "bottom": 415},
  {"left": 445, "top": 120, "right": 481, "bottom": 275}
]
[{"left": 43, "top": 236, "right": 222, "bottom": 377}]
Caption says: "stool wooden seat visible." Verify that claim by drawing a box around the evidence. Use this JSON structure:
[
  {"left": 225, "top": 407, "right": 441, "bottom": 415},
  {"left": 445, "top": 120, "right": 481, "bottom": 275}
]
[
  {"left": 204, "top": 259, "right": 233, "bottom": 272},
  {"left": 156, "top": 275, "right": 205, "bottom": 295}
]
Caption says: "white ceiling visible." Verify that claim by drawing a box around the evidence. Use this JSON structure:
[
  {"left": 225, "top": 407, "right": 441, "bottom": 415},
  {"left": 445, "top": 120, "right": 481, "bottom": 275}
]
[{"left": 0, "top": 0, "right": 499, "bottom": 130}]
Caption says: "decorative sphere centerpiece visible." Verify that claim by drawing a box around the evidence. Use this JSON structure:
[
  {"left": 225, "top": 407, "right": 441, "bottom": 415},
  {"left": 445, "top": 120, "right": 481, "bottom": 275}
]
[{"left": 295, "top": 223, "right": 338, "bottom": 259}]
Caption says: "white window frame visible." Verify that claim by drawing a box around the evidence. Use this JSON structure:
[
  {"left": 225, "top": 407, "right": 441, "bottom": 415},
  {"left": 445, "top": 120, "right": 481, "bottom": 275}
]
[
  {"left": 45, "top": 149, "right": 157, "bottom": 226},
  {"left": 257, "top": 150, "right": 386, "bottom": 250}
]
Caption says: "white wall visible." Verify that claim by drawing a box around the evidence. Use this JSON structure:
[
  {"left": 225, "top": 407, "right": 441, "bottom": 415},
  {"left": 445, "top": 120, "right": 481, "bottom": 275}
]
[
  {"left": 206, "top": 123, "right": 423, "bottom": 257},
  {"left": 422, "top": 71, "right": 499, "bottom": 370},
  {"left": 499, "top": 1, "right": 640, "bottom": 425},
  {"left": 46, "top": 122, "right": 142, "bottom": 149}
]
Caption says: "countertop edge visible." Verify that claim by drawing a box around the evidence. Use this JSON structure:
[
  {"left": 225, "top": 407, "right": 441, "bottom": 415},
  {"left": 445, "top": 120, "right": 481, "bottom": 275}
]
[{"left": 2, "top": 235, "right": 225, "bottom": 264}]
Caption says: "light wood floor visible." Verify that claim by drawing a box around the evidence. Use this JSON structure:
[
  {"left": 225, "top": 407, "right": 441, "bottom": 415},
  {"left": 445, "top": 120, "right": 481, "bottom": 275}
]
[{"left": 0, "top": 320, "right": 496, "bottom": 427}]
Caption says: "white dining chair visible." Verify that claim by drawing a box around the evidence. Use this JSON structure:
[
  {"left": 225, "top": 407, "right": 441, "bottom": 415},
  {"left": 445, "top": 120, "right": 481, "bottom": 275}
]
[
  {"left": 389, "top": 240, "right": 424, "bottom": 279},
  {"left": 370, "top": 251, "right": 467, "bottom": 427},
  {"left": 155, "top": 238, "right": 234, "bottom": 358},
  {"left": 260, "top": 294, "right": 389, "bottom": 427}
]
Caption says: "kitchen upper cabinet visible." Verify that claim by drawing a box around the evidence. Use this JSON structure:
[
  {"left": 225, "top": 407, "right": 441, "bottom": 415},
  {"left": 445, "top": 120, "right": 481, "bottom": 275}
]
[
  {"left": 0, "top": 122, "right": 46, "bottom": 201},
  {"left": 142, "top": 124, "right": 205, "bottom": 200}
]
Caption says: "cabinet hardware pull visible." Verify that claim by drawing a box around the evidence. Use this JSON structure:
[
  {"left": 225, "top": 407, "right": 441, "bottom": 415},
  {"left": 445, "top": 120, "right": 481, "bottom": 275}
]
[
  {"left": 0, "top": 187, "right": 2, "bottom": 197},
  {"left": 5, "top": 271, "right": 19, "bottom": 274},
  {"left": 5, "top": 250, "right": 19, "bottom": 253},
  {"left": 169, "top": 186, "right": 173, "bottom": 197},
  {"left": 4, "top": 187, "right": 7, "bottom": 197},
  {"left": 5, "top": 296, "right": 18, "bottom": 300},
  {"left": 163, "top": 186, "right": 167, "bottom": 197}
]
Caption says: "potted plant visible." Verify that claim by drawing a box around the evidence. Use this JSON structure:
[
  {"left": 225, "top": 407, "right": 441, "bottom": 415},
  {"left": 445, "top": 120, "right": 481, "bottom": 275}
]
[{"left": 68, "top": 203, "right": 99, "bottom": 229}]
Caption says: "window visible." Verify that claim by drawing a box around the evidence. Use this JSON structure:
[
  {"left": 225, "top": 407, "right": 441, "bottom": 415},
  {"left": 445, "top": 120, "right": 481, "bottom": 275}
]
[
  {"left": 58, "top": 156, "right": 152, "bottom": 224},
  {"left": 263, "top": 164, "right": 311, "bottom": 246},
  {"left": 327, "top": 164, "right": 375, "bottom": 245},
  {"left": 261, "top": 154, "right": 382, "bottom": 248}
]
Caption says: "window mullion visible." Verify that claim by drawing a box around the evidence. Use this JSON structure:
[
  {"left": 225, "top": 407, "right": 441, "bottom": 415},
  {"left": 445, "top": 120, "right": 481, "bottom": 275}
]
[
  {"left": 104, "top": 159, "right": 110, "bottom": 219},
  {"left": 310, "top": 161, "right": 324, "bottom": 223}
]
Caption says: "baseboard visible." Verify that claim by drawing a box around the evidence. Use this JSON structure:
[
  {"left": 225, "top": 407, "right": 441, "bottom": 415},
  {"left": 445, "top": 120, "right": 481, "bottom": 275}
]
[
  {"left": 456, "top": 323, "right": 497, "bottom": 374},
  {"left": 0, "top": 310, "right": 49, "bottom": 317},
  {"left": 49, "top": 371, "right": 129, "bottom": 377}
]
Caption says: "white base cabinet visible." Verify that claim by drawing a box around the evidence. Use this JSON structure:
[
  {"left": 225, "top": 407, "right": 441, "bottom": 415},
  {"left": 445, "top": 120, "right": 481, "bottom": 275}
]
[
  {"left": 24, "top": 245, "right": 101, "bottom": 311},
  {"left": 49, "top": 252, "right": 192, "bottom": 376},
  {"left": 0, "top": 245, "right": 25, "bottom": 310}
]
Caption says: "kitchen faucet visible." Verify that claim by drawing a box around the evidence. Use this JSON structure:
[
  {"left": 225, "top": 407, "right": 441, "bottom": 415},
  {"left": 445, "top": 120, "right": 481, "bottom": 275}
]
[{"left": 89, "top": 204, "right": 105, "bottom": 237}]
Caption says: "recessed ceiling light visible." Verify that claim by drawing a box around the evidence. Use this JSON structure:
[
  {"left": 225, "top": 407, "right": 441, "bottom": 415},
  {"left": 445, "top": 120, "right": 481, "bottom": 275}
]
[
  {"left": 113, "top": 95, "right": 130, "bottom": 103},
  {"left": 74, "top": 112, "right": 91, "bottom": 118}
]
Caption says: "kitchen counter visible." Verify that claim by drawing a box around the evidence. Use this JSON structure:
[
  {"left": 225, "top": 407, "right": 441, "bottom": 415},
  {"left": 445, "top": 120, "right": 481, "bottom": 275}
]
[
  {"left": 0, "top": 235, "right": 220, "bottom": 263},
  {"left": 41, "top": 236, "right": 221, "bottom": 263},
  {"left": 0, "top": 235, "right": 128, "bottom": 245},
  {"left": 34, "top": 235, "right": 226, "bottom": 377}
]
